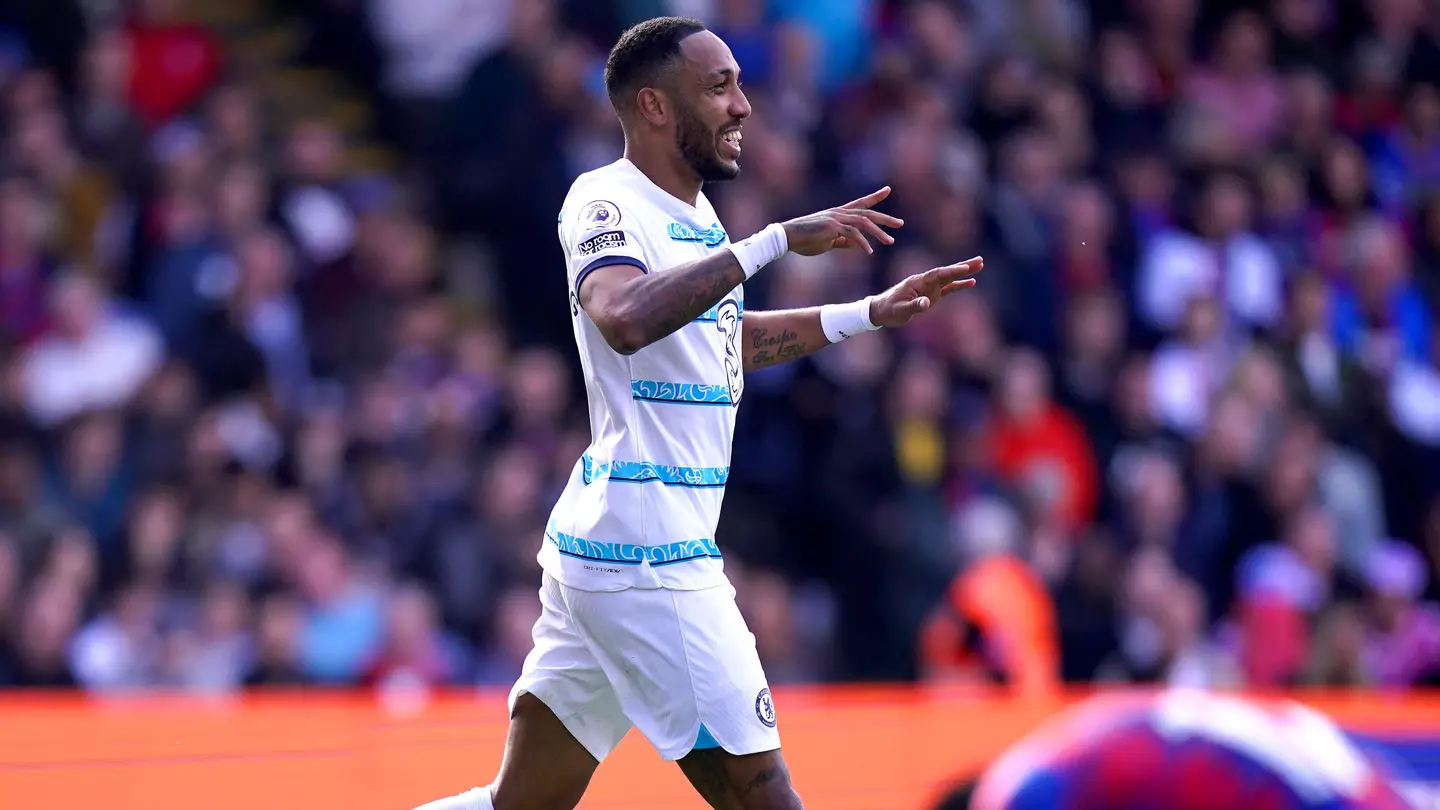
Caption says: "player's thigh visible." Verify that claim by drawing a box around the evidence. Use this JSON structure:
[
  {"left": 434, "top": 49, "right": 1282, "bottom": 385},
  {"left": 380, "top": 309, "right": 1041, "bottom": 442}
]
[
  {"left": 566, "top": 582, "right": 782, "bottom": 760},
  {"left": 677, "top": 747, "right": 803, "bottom": 810},
  {"left": 493, "top": 575, "right": 630, "bottom": 810},
  {"left": 491, "top": 694, "right": 597, "bottom": 810}
]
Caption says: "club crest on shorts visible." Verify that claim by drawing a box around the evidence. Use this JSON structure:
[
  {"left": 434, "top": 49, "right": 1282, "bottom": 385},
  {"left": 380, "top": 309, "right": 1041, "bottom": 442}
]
[
  {"left": 581, "top": 200, "right": 621, "bottom": 228},
  {"left": 755, "top": 688, "right": 776, "bottom": 728}
]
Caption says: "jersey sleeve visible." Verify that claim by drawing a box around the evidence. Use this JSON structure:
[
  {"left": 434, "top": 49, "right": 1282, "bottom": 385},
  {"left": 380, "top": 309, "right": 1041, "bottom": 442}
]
[{"left": 562, "top": 196, "right": 650, "bottom": 296}]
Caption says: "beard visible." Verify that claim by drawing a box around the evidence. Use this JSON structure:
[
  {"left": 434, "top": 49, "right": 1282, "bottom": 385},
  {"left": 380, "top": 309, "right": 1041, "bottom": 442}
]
[{"left": 675, "top": 102, "right": 739, "bottom": 183}]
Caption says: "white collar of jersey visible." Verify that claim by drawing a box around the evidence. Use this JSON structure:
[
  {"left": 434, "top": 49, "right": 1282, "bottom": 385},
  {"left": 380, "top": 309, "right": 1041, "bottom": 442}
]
[{"left": 615, "top": 158, "right": 713, "bottom": 221}]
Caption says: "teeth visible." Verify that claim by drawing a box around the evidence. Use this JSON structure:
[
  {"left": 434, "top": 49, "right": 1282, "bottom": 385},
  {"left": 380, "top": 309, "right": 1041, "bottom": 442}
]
[{"left": 722, "top": 131, "right": 742, "bottom": 144}]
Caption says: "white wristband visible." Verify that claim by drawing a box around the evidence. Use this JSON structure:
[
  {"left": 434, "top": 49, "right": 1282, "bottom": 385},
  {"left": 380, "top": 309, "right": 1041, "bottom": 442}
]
[
  {"left": 820, "top": 296, "right": 880, "bottom": 344},
  {"left": 726, "top": 223, "right": 788, "bottom": 279}
]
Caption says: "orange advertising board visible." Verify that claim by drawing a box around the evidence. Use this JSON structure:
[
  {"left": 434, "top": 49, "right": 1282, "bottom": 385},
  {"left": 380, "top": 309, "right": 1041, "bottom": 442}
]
[{"left": 1, "top": 688, "right": 1439, "bottom": 810}]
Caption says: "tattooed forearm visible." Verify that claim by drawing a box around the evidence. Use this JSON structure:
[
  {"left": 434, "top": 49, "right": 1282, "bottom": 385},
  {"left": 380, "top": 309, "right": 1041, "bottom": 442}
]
[
  {"left": 610, "top": 250, "right": 746, "bottom": 352},
  {"left": 745, "top": 327, "right": 809, "bottom": 370},
  {"left": 742, "top": 310, "right": 829, "bottom": 371}
]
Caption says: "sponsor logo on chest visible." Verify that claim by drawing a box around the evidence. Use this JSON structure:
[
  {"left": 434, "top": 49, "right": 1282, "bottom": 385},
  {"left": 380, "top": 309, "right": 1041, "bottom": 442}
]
[{"left": 667, "top": 222, "right": 728, "bottom": 248}]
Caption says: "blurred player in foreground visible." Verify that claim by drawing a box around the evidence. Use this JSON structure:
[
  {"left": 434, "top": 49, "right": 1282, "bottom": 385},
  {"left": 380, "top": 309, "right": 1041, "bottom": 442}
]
[
  {"left": 948, "top": 690, "right": 1414, "bottom": 810},
  {"left": 413, "top": 15, "right": 983, "bottom": 810}
]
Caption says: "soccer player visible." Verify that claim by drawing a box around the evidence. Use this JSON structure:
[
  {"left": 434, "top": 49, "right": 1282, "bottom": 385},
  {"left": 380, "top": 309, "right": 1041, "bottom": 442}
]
[
  {"left": 967, "top": 690, "right": 1415, "bottom": 810},
  {"left": 413, "top": 15, "right": 983, "bottom": 810}
]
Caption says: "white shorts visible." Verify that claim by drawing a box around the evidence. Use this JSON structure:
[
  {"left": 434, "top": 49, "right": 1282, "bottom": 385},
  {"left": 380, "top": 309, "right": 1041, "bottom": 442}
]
[{"left": 509, "top": 573, "right": 781, "bottom": 762}]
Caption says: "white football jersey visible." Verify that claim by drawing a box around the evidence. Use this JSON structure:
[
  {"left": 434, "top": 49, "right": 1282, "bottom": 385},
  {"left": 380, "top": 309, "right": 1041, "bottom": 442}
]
[{"left": 543, "top": 158, "right": 744, "bottom": 592}]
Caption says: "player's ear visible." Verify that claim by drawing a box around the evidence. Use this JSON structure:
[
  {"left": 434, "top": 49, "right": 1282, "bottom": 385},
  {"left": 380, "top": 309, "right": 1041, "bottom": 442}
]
[{"left": 635, "top": 87, "right": 668, "bottom": 127}]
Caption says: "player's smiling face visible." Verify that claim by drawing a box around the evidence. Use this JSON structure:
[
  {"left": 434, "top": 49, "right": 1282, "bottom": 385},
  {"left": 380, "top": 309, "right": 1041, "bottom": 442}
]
[{"left": 675, "top": 31, "right": 751, "bottom": 183}]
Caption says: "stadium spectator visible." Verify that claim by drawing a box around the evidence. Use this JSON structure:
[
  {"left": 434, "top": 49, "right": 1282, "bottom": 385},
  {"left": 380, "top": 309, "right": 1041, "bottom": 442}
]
[
  {"left": 122, "top": 0, "right": 221, "bottom": 128},
  {"left": 1136, "top": 171, "right": 1283, "bottom": 338},
  {"left": 244, "top": 591, "right": 307, "bottom": 687},
  {"left": 165, "top": 579, "right": 253, "bottom": 691},
  {"left": 69, "top": 580, "right": 165, "bottom": 691},
  {"left": 1185, "top": 10, "right": 1286, "bottom": 153},
  {"left": 0, "top": 175, "right": 57, "bottom": 347},
  {"left": 0, "top": 0, "right": 1435, "bottom": 695},
  {"left": 367, "top": 0, "right": 508, "bottom": 160},
  {"left": 294, "top": 536, "right": 385, "bottom": 684},
  {"left": 20, "top": 273, "right": 164, "bottom": 427},
  {"left": 11, "top": 106, "right": 120, "bottom": 275},
  {"left": 73, "top": 28, "right": 150, "bottom": 193},
  {"left": 1363, "top": 539, "right": 1440, "bottom": 686},
  {"left": 1306, "top": 601, "right": 1372, "bottom": 687},
  {"left": 984, "top": 348, "right": 1098, "bottom": 535},
  {"left": 364, "top": 583, "right": 462, "bottom": 691},
  {"left": 920, "top": 496, "right": 1061, "bottom": 695}
]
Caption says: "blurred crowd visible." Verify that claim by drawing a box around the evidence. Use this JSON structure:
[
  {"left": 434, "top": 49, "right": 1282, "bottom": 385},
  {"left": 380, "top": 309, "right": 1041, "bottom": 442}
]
[{"left": 0, "top": 0, "right": 1438, "bottom": 694}]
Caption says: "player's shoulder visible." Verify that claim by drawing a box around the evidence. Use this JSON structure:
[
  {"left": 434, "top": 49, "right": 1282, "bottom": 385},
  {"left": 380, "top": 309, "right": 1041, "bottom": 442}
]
[{"left": 562, "top": 160, "right": 656, "bottom": 232}]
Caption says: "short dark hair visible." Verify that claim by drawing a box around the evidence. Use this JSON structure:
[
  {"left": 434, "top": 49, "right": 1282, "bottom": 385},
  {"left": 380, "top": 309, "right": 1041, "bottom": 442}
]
[{"left": 604, "top": 16, "right": 708, "bottom": 111}]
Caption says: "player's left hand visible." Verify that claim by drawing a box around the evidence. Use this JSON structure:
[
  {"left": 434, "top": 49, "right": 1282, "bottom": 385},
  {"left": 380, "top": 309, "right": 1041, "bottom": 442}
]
[{"left": 868, "top": 256, "right": 984, "bottom": 328}]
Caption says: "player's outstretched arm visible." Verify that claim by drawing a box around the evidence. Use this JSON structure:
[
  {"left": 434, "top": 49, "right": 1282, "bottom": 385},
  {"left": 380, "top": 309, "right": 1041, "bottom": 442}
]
[
  {"left": 579, "top": 188, "right": 904, "bottom": 356},
  {"left": 581, "top": 251, "right": 749, "bottom": 355},
  {"left": 741, "top": 257, "right": 983, "bottom": 371}
]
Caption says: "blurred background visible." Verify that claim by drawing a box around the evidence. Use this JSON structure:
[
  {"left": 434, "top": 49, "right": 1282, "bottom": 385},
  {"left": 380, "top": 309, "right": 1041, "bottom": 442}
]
[{"left": 0, "top": 0, "right": 1437, "bottom": 701}]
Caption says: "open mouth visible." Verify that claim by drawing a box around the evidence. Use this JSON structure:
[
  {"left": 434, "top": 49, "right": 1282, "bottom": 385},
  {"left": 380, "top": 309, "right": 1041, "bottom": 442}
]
[{"left": 719, "top": 128, "right": 742, "bottom": 159}]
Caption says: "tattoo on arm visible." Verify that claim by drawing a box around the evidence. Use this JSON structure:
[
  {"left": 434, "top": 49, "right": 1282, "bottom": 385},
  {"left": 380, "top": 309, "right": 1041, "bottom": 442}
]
[
  {"left": 742, "top": 309, "right": 833, "bottom": 371},
  {"left": 615, "top": 250, "right": 746, "bottom": 349},
  {"left": 745, "top": 326, "right": 811, "bottom": 370}
]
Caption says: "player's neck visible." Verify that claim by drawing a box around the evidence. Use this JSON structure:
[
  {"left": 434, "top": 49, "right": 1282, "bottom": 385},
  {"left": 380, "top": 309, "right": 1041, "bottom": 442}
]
[{"left": 623, "top": 145, "right": 702, "bottom": 208}]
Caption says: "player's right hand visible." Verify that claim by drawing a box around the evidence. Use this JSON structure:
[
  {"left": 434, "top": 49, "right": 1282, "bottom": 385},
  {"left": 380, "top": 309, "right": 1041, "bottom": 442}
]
[{"left": 781, "top": 186, "right": 904, "bottom": 256}]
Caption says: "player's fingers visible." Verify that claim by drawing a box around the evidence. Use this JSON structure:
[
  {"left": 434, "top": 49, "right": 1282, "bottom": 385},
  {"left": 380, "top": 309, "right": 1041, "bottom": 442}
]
[
  {"left": 924, "top": 256, "right": 984, "bottom": 285},
  {"left": 838, "top": 223, "right": 872, "bottom": 253},
  {"left": 851, "top": 208, "right": 905, "bottom": 229},
  {"left": 903, "top": 295, "right": 932, "bottom": 314},
  {"left": 838, "top": 213, "right": 895, "bottom": 246},
  {"left": 939, "top": 279, "right": 977, "bottom": 296},
  {"left": 840, "top": 186, "right": 892, "bottom": 210},
  {"left": 831, "top": 236, "right": 855, "bottom": 250}
]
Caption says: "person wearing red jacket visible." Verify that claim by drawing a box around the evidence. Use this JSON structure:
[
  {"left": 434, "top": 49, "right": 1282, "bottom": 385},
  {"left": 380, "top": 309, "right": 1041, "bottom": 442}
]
[
  {"left": 984, "top": 348, "right": 1099, "bottom": 533},
  {"left": 123, "top": 0, "right": 222, "bottom": 128}
]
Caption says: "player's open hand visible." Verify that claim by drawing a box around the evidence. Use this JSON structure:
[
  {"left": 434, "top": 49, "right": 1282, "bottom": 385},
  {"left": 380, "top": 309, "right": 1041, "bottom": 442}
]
[
  {"left": 869, "top": 256, "right": 984, "bottom": 328},
  {"left": 781, "top": 187, "right": 904, "bottom": 256}
]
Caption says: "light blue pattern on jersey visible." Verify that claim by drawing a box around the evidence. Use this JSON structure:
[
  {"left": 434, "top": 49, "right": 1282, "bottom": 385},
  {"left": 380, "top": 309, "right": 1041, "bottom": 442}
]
[
  {"left": 546, "top": 524, "right": 723, "bottom": 566},
  {"left": 631, "top": 379, "right": 733, "bottom": 406},
  {"left": 582, "top": 453, "right": 729, "bottom": 487},
  {"left": 667, "top": 222, "right": 728, "bottom": 248},
  {"left": 693, "top": 299, "right": 745, "bottom": 323}
]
